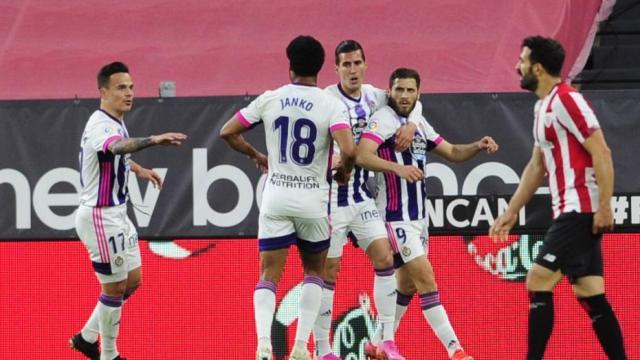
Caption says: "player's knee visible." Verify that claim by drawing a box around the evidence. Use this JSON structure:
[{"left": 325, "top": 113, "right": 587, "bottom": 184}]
[
  {"left": 371, "top": 251, "right": 393, "bottom": 270},
  {"left": 102, "top": 279, "right": 127, "bottom": 297},
  {"left": 577, "top": 294, "right": 613, "bottom": 319}
]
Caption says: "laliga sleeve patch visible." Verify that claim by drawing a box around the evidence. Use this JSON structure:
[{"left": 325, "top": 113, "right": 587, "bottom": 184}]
[{"left": 367, "top": 119, "right": 379, "bottom": 132}]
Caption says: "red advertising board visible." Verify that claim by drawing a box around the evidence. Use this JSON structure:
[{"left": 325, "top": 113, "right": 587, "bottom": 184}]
[{"left": 1, "top": 235, "right": 637, "bottom": 359}]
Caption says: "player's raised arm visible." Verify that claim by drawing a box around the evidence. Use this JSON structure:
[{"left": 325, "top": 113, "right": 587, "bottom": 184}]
[
  {"left": 430, "top": 135, "right": 498, "bottom": 163},
  {"left": 108, "top": 132, "right": 186, "bottom": 155}
]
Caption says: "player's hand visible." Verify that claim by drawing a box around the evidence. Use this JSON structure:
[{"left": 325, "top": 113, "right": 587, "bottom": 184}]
[
  {"left": 151, "top": 132, "right": 187, "bottom": 146},
  {"left": 489, "top": 211, "right": 518, "bottom": 242},
  {"left": 477, "top": 136, "right": 499, "bottom": 154},
  {"left": 136, "top": 167, "right": 163, "bottom": 189},
  {"left": 592, "top": 204, "right": 614, "bottom": 234},
  {"left": 252, "top": 152, "right": 268, "bottom": 174},
  {"left": 333, "top": 167, "right": 351, "bottom": 185},
  {"left": 395, "top": 165, "right": 423, "bottom": 183},
  {"left": 394, "top": 122, "right": 417, "bottom": 152}
]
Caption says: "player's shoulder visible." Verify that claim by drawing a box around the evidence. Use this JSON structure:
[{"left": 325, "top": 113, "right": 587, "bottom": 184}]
[
  {"left": 361, "top": 83, "right": 381, "bottom": 94},
  {"left": 371, "top": 104, "right": 395, "bottom": 119},
  {"left": 553, "top": 82, "right": 584, "bottom": 105},
  {"left": 324, "top": 83, "right": 339, "bottom": 95}
]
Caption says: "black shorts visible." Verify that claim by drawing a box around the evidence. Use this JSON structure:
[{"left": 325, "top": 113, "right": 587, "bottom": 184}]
[{"left": 534, "top": 212, "right": 603, "bottom": 284}]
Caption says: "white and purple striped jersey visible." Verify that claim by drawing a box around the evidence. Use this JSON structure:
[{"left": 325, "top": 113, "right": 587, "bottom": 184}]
[
  {"left": 78, "top": 110, "right": 131, "bottom": 207},
  {"left": 325, "top": 83, "right": 387, "bottom": 207},
  {"left": 237, "top": 83, "right": 350, "bottom": 218},
  {"left": 362, "top": 106, "right": 443, "bottom": 222}
]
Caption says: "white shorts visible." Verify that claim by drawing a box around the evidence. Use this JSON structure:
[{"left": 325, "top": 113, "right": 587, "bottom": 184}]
[
  {"left": 328, "top": 199, "right": 388, "bottom": 258},
  {"left": 386, "top": 219, "right": 429, "bottom": 267},
  {"left": 75, "top": 204, "right": 141, "bottom": 284},
  {"left": 258, "top": 213, "right": 330, "bottom": 253}
]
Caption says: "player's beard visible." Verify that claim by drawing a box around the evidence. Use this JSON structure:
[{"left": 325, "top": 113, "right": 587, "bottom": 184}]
[
  {"left": 519, "top": 70, "right": 538, "bottom": 92},
  {"left": 388, "top": 97, "right": 415, "bottom": 117}
]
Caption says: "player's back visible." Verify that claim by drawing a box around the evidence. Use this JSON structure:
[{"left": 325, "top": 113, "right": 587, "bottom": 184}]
[{"left": 243, "top": 83, "right": 346, "bottom": 218}]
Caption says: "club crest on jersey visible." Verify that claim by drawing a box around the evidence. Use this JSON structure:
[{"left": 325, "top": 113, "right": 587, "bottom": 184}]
[
  {"left": 411, "top": 134, "right": 427, "bottom": 161},
  {"left": 402, "top": 246, "right": 411, "bottom": 257},
  {"left": 114, "top": 256, "right": 124, "bottom": 267}
]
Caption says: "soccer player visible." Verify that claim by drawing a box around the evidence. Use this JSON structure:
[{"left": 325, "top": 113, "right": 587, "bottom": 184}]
[
  {"left": 219, "top": 35, "right": 356, "bottom": 360},
  {"left": 358, "top": 68, "right": 498, "bottom": 360},
  {"left": 313, "top": 39, "right": 423, "bottom": 360},
  {"left": 490, "top": 36, "right": 627, "bottom": 360},
  {"left": 70, "top": 62, "right": 186, "bottom": 360}
]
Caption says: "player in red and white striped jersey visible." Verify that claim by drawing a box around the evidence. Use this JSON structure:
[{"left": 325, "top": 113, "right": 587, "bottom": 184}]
[{"left": 491, "top": 36, "right": 626, "bottom": 360}]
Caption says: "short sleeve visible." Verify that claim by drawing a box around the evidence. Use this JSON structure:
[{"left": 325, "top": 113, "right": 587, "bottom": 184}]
[
  {"left": 328, "top": 97, "right": 351, "bottom": 133},
  {"left": 361, "top": 108, "right": 397, "bottom": 145},
  {"left": 237, "top": 92, "right": 268, "bottom": 128},
  {"left": 88, "top": 121, "right": 123, "bottom": 153},
  {"left": 420, "top": 117, "right": 444, "bottom": 151},
  {"left": 553, "top": 92, "right": 600, "bottom": 143}
]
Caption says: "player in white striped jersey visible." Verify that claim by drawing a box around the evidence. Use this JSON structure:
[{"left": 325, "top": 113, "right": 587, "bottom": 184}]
[
  {"left": 220, "top": 36, "right": 356, "bottom": 360},
  {"left": 359, "top": 68, "right": 497, "bottom": 360},
  {"left": 491, "top": 36, "right": 626, "bottom": 360},
  {"left": 313, "top": 40, "right": 423, "bottom": 360},
  {"left": 71, "top": 62, "right": 186, "bottom": 360}
]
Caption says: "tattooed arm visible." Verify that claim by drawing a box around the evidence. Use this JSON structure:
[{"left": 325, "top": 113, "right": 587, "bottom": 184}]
[{"left": 108, "top": 132, "right": 186, "bottom": 155}]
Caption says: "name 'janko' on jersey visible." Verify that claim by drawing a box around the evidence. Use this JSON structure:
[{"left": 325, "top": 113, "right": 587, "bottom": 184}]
[{"left": 280, "top": 97, "right": 314, "bottom": 111}]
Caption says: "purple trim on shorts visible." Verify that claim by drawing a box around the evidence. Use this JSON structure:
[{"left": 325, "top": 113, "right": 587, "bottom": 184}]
[
  {"left": 297, "top": 237, "right": 330, "bottom": 253},
  {"left": 92, "top": 261, "right": 112, "bottom": 275},
  {"left": 255, "top": 279, "right": 277, "bottom": 294},
  {"left": 303, "top": 275, "right": 324, "bottom": 288},
  {"left": 323, "top": 280, "right": 336, "bottom": 291},
  {"left": 374, "top": 266, "right": 395, "bottom": 277},
  {"left": 258, "top": 233, "right": 297, "bottom": 251},
  {"left": 99, "top": 294, "right": 123, "bottom": 308},
  {"left": 419, "top": 291, "right": 441, "bottom": 310},
  {"left": 397, "top": 291, "right": 413, "bottom": 306}
]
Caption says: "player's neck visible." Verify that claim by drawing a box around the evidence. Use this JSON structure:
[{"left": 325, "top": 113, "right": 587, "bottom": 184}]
[
  {"left": 340, "top": 83, "right": 361, "bottom": 99},
  {"left": 291, "top": 76, "right": 317, "bottom": 87},
  {"left": 535, "top": 76, "right": 561, "bottom": 99},
  {"left": 100, "top": 106, "right": 125, "bottom": 121}
]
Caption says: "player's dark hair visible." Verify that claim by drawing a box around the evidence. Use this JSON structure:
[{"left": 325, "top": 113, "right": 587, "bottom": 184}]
[
  {"left": 97, "top": 62, "right": 129, "bottom": 89},
  {"left": 389, "top": 67, "right": 421, "bottom": 89},
  {"left": 522, "top": 36, "right": 565, "bottom": 77},
  {"left": 334, "top": 39, "right": 366, "bottom": 65},
  {"left": 287, "top": 35, "right": 325, "bottom": 77}
]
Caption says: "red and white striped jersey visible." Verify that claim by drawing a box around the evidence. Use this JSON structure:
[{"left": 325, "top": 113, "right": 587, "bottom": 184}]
[{"left": 533, "top": 82, "right": 600, "bottom": 218}]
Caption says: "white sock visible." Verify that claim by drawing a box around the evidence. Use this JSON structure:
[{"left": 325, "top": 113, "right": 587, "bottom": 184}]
[
  {"left": 313, "top": 281, "right": 335, "bottom": 356},
  {"left": 293, "top": 275, "right": 324, "bottom": 352},
  {"left": 420, "top": 292, "right": 461, "bottom": 357},
  {"left": 97, "top": 294, "right": 122, "bottom": 360},
  {"left": 394, "top": 291, "right": 412, "bottom": 332},
  {"left": 374, "top": 267, "right": 397, "bottom": 342},
  {"left": 254, "top": 280, "right": 277, "bottom": 345},
  {"left": 81, "top": 302, "right": 101, "bottom": 343},
  {"left": 372, "top": 291, "right": 411, "bottom": 345}
]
